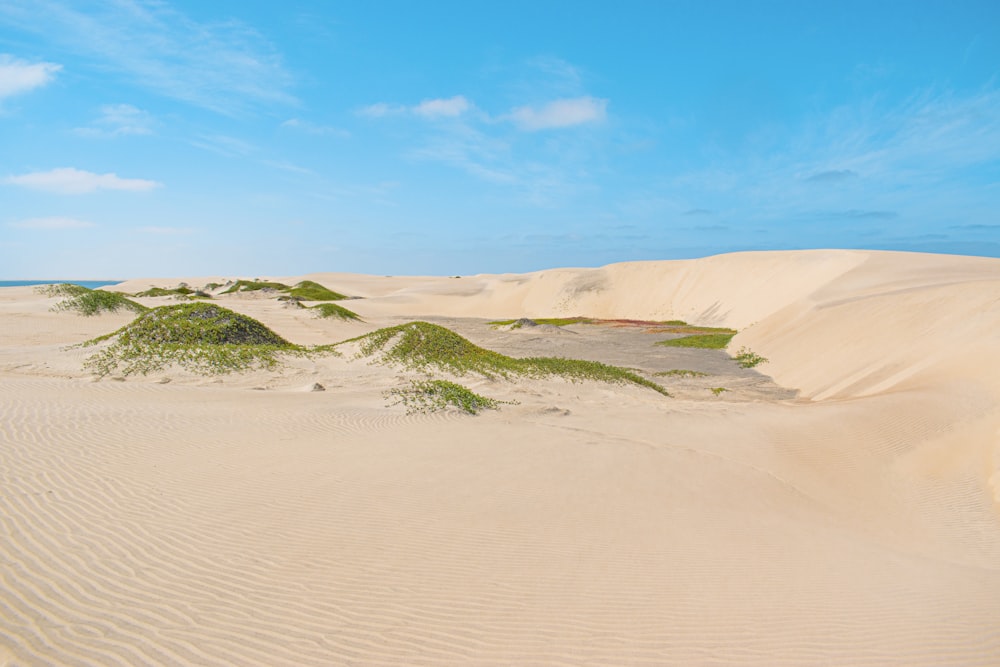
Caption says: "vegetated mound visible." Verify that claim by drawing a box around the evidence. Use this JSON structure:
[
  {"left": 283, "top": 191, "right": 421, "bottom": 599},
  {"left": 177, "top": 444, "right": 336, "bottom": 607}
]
[
  {"left": 312, "top": 302, "right": 361, "bottom": 320},
  {"left": 220, "top": 279, "right": 349, "bottom": 301},
  {"left": 45, "top": 284, "right": 148, "bottom": 317},
  {"left": 344, "top": 321, "right": 668, "bottom": 395},
  {"left": 83, "top": 303, "right": 298, "bottom": 377},
  {"left": 387, "top": 379, "right": 503, "bottom": 415},
  {"left": 134, "top": 286, "right": 193, "bottom": 297},
  {"left": 287, "top": 280, "right": 349, "bottom": 301}
]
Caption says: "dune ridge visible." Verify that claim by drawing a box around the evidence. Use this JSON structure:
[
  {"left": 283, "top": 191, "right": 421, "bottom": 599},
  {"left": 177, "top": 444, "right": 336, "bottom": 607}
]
[{"left": 2, "top": 249, "right": 999, "bottom": 665}]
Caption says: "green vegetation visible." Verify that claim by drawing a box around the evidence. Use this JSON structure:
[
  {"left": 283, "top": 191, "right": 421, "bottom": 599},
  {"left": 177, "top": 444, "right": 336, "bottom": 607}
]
[
  {"left": 663, "top": 320, "right": 688, "bottom": 326},
  {"left": 134, "top": 286, "right": 194, "bottom": 297},
  {"left": 52, "top": 288, "right": 148, "bottom": 317},
  {"left": 82, "top": 303, "right": 301, "bottom": 376},
  {"left": 734, "top": 347, "right": 768, "bottom": 368},
  {"left": 387, "top": 379, "right": 504, "bottom": 415},
  {"left": 654, "top": 369, "right": 709, "bottom": 378},
  {"left": 220, "top": 279, "right": 290, "bottom": 294},
  {"left": 489, "top": 316, "right": 593, "bottom": 328},
  {"left": 710, "top": 387, "right": 728, "bottom": 396},
  {"left": 286, "top": 280, "right": 348, "bottom": 301},
  {"left": 35, "top": 283, "right": 91, "bottom": 297},
  {"left": 203, "top": 282, "right": 222, "bottom": 291},
  {"left": 312, "top": 302, "right": 361, "bottom": 320},
  {"left": 344, "top": 321, "right": 669, "bottom": 396},
  {"left": 656, "top": 332, "right": 736, "bottom": 349},
  {"left": 220, "top": 278, "right": 350, "bottom": 301}
]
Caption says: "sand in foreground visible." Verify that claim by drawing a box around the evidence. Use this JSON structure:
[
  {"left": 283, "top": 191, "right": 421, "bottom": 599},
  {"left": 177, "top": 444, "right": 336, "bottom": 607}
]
[{"left": 1, "top": 250, "right": 999, "bottom": 665}]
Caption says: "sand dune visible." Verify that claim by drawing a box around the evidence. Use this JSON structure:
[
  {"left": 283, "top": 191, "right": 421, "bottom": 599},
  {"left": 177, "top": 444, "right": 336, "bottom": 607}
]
[{"left": 2, "top": 250, "right": 999, "bottom": 665}]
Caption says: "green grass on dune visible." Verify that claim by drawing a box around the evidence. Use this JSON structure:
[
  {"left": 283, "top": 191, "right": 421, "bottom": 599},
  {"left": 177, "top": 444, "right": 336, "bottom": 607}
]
[
  {"left": 220, "top": 279, "right": 291, "bottom": 294},
  {"left": 287, "top": 280, "right": 349, "bottom": 301},
  {"left": 656, "top": 332, "right": 736, "bottom": 349},
  {"left": 489, "top": 317, "right": 593, "bottom": 328},
  {"left": 312, "top": 302, "right": 361, "bottom": 320},
  {"left": 83, "top": 302, "right": 301, "bottom": 376},
  {"left": 387, "top": 379, "right": 504, "bottom": 415},
  {"left": 134, "top": 286, "right": 194, "bottom": 297},
  {"left": 48, "top": 286, "right": 148, "bottom": 317},
  {"left": 343, "top": 321, "right": 669, "bottom": 396},
  {"left": 220, "top": 278, "right": 349, "bottom": 301},
  {"left": 35, "top": 283, "right": 91, "bottom": 297}
]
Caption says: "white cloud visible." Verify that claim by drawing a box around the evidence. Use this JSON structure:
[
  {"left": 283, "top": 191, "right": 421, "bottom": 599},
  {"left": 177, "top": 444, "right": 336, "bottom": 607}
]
[
  {"left": 357, "top": 102, "right": 405, "bottom": 118},
  {"left": 0, "top": 54, "right": 61, "bottom": 99},
  {"left": 9, "top": 216, "right": 95, "bottom": 229},
  {"left": 75, "top": 104, "right": 154, "bottom": 137},
  {"left": 413, "top": 95, "right": 470, "bottom": 118},
  {"left": 5, "top": 167, "right": 162, "bottom": 194},
  {"left": 508, "top": 97, "right": 608, "bottom": 131},
  {"left": 0, "top": 1, "right": 294, "bottom": 114},
  {"left": 190, "top": 134, "right": 256, "bottom": 157}
]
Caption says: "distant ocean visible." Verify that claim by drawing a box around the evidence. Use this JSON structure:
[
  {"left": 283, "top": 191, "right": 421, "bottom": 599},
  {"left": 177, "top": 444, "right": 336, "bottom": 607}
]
[{"left": 0, "top": 280, "right": 121, "bottom": 289}]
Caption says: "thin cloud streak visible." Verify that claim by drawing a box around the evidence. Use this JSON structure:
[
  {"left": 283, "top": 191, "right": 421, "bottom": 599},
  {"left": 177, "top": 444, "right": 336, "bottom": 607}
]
[
  {"left": 9, "top": 216, "right": 95, "bottom": 229},
  {"left": 6, "top": 167, "right": 161, "bottom": 194},
  {"left": 0, "top": 0, "right": 295, "bottom": 114}
]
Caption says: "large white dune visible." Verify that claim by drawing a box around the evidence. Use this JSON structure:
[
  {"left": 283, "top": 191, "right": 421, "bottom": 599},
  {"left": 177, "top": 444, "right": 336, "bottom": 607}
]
[{"left": 3, "top": 250, "right": 999, "bottom": 665}]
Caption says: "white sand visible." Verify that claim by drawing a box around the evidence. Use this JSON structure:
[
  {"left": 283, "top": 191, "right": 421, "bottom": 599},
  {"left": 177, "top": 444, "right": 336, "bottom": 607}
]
[{"left": 1, "top": 250, "right": 999, "bottom": 665}]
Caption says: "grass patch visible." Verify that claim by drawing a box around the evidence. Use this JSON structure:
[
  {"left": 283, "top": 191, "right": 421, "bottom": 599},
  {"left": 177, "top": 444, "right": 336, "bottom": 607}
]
[
  {"left": 710, "top": 387, "right": 728, "bottom": 396},
  {"left": 220, "top": 279, "right": 290, "bottom": 294},
  {"left": 82, "top": 303, "right": 302, "bottom": 376},
  {"left": 656, "top": 332, "right": 735, "bottom": 349},
  {"left": 343, "top": 321, "right": 669, "bottom": 396},
  {"left": 35, "top": 283, "right": 91, "bottom": 297},
  {"left": 286, "top": 280, "right": 349, "bottom": 301},
  {"left": 52, "top": 288, "right": 148, "bottom": 317},
  {"left": 133, "top": 286, "right": 194, "bottom": 297},
  {"left": 734, "top": 347, "right": 768, "bottom": 368},
  {"left": 654, "top": 369, "right": 709, "bottom": 378},
  {"left": 387, "top": 379, "right": 504, "bottom": 415},
  {"left": 312, "top": 302, "right": 361, "bottom": 321}
]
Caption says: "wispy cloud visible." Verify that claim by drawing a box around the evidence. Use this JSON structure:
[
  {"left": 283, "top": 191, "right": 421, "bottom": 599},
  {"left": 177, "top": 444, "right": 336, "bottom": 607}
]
[
  {"left": 281, "top": 118, "right": 349, "bottom": 137},
  {"left": 0, "top": 54, "right": 60, "bottom": 99},
  {"left": 9, "top": 216, "right": 95, "bottom": 229},
  {"left": 358, "top": 96, "right": 471, "bottom": 119},
  {"left": 5, "top": 167, "right": 161, "bottom": 194},
  {"left": 413, "top": 95, "right": 471, "bottom": 118},
  {"left": 190, "top": 134, "right": 257, "bottom": 157},
  {"left": 507, "top": 97, "right": 608, "bottom": 131},
  {"left": 136, "top": 226, "right": 192, "bottom": 235},
  {"left": 0, "top": 0, "right": 294, "bottom": 114},
  {"left": 75, "top": 104, "right": 154, "bottom": 137}
]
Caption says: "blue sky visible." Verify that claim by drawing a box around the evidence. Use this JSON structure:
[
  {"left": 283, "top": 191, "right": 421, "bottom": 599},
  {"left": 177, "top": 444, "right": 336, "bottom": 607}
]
[{"left": 1, "top": 1, "right": 998, "bottom": 278}]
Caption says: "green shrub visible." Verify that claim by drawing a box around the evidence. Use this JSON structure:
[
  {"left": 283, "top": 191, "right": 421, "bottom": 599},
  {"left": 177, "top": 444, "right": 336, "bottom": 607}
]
[
  {"left": 654, "top": 369, "right": 708, "bottom": 378},
  {"left": 710, "top": 387, "right": 728, "bottom": 395},
  {"left": 734, "top": 347, "right": 768, "bottom": 368},
  {"left": 220, "top": 279, "right": 290, "bottom": 294}
]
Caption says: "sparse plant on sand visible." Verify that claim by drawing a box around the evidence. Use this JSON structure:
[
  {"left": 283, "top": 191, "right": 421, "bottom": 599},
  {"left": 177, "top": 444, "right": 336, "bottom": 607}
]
[
  {"left": 386, "top": 379, "right": 506, "bottom": 414},
  {"left": 654, "top": 369, "right": 709, "bottom": 378},
  {"left": 35, "top": 283, "right": 91, "bottom": 298},
  {"left": 734, "top": 347, "right": 768, "bottom": 368},
  {"left": 50, "top": 287, "right": 148, "bottom": 317},
  {"left": 710, "top": 387, "right": 728, "bottom": 396},
  {"left": 342, "top": 321, "right": 669, "bottom": 396},
  {"left": 312, "top": 302, "right": 361, "bottom": 320}
]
